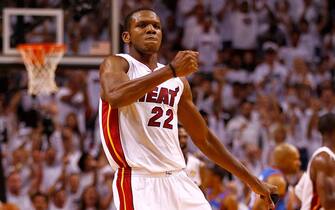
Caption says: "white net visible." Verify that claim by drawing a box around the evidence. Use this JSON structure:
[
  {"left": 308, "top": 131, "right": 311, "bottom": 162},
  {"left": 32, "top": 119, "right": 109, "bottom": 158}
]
[{"left": 18, "top": 44, "right": 65, "bottom": 95}]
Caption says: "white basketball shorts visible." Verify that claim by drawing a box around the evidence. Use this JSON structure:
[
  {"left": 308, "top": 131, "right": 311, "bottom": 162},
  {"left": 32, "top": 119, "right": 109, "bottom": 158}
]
[{"left": 112, "top": 168, "right": 211, "bottom": 210}]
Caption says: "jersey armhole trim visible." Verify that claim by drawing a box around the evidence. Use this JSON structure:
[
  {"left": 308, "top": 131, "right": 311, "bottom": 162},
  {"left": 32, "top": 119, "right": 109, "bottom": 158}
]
[{"left": 116, "top": 54, "right": 132, "bottom": 74}]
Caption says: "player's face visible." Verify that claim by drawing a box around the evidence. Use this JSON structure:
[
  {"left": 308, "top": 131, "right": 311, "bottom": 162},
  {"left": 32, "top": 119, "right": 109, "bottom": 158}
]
[
  {"left": 178, "top": 127, "right": 188, "bottom": 150},
  {"left": 125, "top": 11, "right": 162, "bottom": 54},
  {"left": 288, "top": 149, "right": 301, "bottom": 173}
]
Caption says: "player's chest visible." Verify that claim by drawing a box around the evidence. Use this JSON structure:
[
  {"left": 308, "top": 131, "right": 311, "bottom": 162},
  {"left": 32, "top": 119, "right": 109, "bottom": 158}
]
[{"left": 137, "top": 84, "right": 181, "bottom": 108}]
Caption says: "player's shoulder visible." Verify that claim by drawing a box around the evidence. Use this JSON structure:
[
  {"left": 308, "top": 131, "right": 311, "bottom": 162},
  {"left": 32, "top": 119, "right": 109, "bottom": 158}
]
[
  {"left": 267, "top": 173, "right": 286, "bottom": 185},
  {"left": 99, "top": 55, "right": 129, "bottom": 73},
  {"left": 267, "top": 174, "right": 287, "bottom": 196},
  {"left": 311, "top": 151, "right": 335, "bottom": 179},
  {"left": 312, "top": 152, "right": 334, "bottom": 169}
]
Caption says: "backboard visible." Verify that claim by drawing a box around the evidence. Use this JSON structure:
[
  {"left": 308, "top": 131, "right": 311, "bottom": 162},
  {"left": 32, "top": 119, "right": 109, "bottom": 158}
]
[{"left": 0, "top": 1, "right": 119, "bottom": 69}]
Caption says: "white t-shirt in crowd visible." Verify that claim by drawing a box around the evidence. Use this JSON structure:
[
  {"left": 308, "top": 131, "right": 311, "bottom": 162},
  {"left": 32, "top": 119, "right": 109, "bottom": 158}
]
[
  {"left": 41, "top": 163, "right": 62, "bottom": 192},
  {"left": 279, "top": 46, "right": 310, "bottom": 68},
  {"left": 49, "top": 201, "right": 72, "bottom": 210},
  {"left": 226, "top": 114, "right": 261, "bottom": 156},
  {"left": 87, "top": 70, "right": 100, "bottom": 114},
  {"left": 196, "top": 28, "right": 221, "bottom": 71},
  {"left": 56, "top": 87, "right": 85, "bottom": 132},
  {"left": 182, "top": 16, "right": 203, "bottom": 49},
  {"left": 253, "top": 61, "right": 288, "bottom": 84},
  {"left": 231, "top": 11, "right": 258, "bottom": 50},
  {"left": 6, "top": 192, "right": 32, "bottom": 210}
]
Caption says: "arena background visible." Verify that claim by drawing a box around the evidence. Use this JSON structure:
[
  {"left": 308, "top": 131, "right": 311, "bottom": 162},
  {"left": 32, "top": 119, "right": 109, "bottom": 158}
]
[{"left": 0, "top": 0, "right": 334, "bottom": 209}]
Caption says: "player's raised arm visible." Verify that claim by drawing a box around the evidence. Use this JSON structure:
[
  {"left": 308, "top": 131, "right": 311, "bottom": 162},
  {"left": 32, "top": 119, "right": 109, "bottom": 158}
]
[
  {"left": 311, "top": 154, "right": 335, "bottom": 209},
  {"left": 177, "top": 78, "right": 277, "bottom": 209},
  {"left": 99, "top": 51, "right": 198, "bottom": 108}
]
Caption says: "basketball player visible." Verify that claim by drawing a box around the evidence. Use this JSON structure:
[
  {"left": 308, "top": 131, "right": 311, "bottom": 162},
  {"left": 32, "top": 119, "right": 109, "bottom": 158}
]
[
  {"left": 99, "top": 8, "right": 276, "bottom": 210},
  {"left": 295, "top": 113, "right": 335, "bottom": 210},
  {"left": 250, "top": 143, "right": 301, "bottom": 210},
  {"left": 178, "top": 125, "right": 205, "bottom": 187}
]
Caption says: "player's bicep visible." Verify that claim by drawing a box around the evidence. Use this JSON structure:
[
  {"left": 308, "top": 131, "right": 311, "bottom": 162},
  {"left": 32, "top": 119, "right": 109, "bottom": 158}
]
[
  {"left": 178, "top": 78, "right": 207, "bottom": 143},
  {"left": 314, "top": 156, "right": 335, "bottom": 208},
  {"left": 99, "top": 56, "right": 129, "bottom": 100}
]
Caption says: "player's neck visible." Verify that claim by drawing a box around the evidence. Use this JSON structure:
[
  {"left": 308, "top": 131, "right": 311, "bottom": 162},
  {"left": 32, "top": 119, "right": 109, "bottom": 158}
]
[
  {"left": 323, "top": 140, "right": 335, "bottom": 153},
  {"left": 129, "top": 48, "right": 158, "bottom": 71}
]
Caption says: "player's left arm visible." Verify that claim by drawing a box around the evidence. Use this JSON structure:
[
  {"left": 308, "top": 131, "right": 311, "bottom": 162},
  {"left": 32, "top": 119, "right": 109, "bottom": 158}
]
[
  {"left": 177, "top": 78, "right": 276, "bottom": 208},
  {"left": 311, "top": 154, "right": 335, "bottom": 210}
]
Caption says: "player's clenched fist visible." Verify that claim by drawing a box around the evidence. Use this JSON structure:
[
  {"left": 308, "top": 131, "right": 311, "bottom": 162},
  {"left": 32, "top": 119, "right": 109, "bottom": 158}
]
[{"left": 169, "top": 50, "right": 199, "bottom": 77}]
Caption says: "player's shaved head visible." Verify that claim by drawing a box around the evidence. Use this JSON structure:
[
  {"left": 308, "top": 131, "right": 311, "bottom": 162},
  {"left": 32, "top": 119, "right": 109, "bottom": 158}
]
[
  {"left": 273, "top": 143, "right": 301, "bottom": 174},
  {"left": 273, "top": 143, "right": 298, "bottom": 163}
]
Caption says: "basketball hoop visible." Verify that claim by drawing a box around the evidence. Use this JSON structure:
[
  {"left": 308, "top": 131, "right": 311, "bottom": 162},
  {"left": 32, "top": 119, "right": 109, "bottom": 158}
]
[{"left": 17, "top": 43, "right": 66, "bottom": 95}]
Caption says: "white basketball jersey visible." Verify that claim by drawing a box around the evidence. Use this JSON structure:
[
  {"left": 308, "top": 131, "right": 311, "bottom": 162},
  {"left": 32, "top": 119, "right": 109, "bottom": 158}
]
[
  {"left": 99, "top": 54, "right": 186, "bottom": 173},
  {"left": 295, "top": 146, "right": 335, "bottom": 210}
]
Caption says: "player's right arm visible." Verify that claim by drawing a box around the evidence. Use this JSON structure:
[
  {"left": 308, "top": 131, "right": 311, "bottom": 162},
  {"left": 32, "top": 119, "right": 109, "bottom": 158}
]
[
  {"left": 311, "top": 154, "right": 335, "bottom": 210},
  {"left": 100, "top": 51, "right": 198, "bottom": 108}
]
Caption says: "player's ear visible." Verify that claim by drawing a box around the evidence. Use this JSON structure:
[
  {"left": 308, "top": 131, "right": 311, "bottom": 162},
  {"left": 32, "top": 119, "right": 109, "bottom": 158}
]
[{"left": 122, "top": 32, "right": 130, "bottom": 44}]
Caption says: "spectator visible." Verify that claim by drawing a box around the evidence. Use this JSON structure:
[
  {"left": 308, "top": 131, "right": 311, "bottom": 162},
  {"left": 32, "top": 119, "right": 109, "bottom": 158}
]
[
  {"left": 226, "top": 100, "right": 261, "bottom": 158},
  {"left": 79, "top": 185, "right": 100, "bottom": 210},
  {"left": 279, "top": 30, "right": 310, "bottom": 67},
  {"left": 216, "top": 0, "right": 234, "bottom": 49},
  {"left": 40, "top": 147, "right": 62, "bottom": 193},
  {"left": 205, "top": 165, "right": 238, "bottom": 210},
  {"left": 6, "top": 171, "right": 32, "bottom": 209},
  {"left": 195, "top": 17, "right": 221, "bottom": 72},
  {"left": 288, "top": 57, "right": 316, "bottom": 89},
  {"left": 181, "top": 3, "right": 205, "bottom": 49},
  {"left": 49, "top": 187, "right": 70, "bottom": 210},
  {"left": 253, "top": 42, "right": 288, "bottom": 96},
  {"left": 231, "top": 1, "right": 258, "bottom": 50},
  {"left": 77, "top": 153, "right": 97, "bottom": 197},
  {"left": 31, "top": 192, "right": 49, "bottom": 210},
  {"left": 56, "top": 72, "right": 91, "bottom": 134},
  {"left": 179, "top": 126, "right": 205, "bottom": 188},
  {"left": 66, "top": 173, "right": 82, "bottom": 209}
]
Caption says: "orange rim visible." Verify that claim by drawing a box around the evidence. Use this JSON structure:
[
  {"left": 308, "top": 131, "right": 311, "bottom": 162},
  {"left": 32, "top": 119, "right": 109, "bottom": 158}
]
[
  {"left": 17, "top": 43, "right": 66, "bottom": 52},
  {"left": 17, "top": 43, "right": 66, "bottom": 65}
]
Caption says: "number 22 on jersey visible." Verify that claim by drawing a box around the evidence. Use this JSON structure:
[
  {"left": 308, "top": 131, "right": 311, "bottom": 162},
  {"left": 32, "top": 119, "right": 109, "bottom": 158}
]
[{"left": 148, "top": 107, "right": 174, "bottom": 129}]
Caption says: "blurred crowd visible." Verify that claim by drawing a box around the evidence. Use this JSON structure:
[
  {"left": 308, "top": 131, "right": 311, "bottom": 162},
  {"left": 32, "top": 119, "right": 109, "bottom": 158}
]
[{"left": 1, "top": 0, "right": 335, "bottom": 209}]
